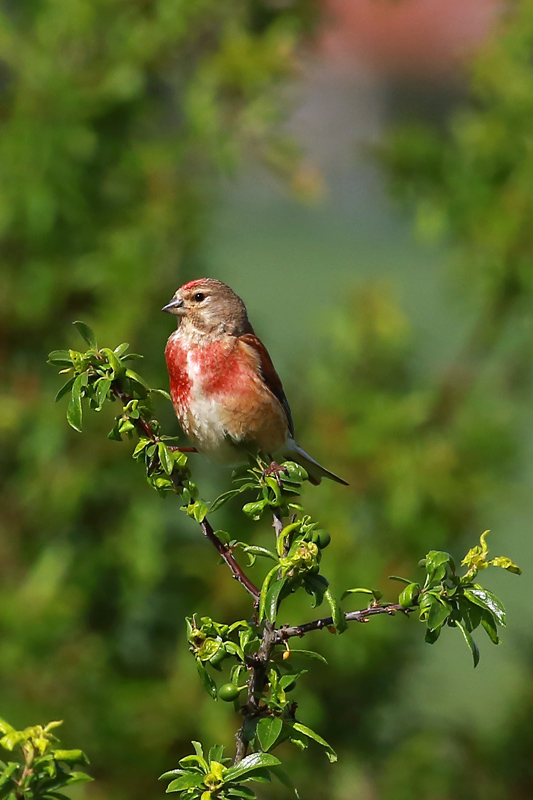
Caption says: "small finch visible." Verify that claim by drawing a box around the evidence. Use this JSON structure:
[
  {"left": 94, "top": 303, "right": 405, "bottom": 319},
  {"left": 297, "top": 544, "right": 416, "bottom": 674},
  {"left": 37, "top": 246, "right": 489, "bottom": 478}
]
[{"left": 162, "top": 278, "right": 347, "bottom": 486}]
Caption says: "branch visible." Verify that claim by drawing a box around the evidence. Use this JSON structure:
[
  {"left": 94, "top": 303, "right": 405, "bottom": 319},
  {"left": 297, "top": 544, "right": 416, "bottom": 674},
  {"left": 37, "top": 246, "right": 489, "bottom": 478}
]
[
  {"left": 112, "top": 387, "right": 260, "bottom": 600},
  {"left": 201, "top": 518, "right": 260, "bottom": 600},
  {"left": 234, "top": 621, "right": 277, "bottom": 763},
  {"left": 275, "top": 602, "right": 412, "bottom": 641}
]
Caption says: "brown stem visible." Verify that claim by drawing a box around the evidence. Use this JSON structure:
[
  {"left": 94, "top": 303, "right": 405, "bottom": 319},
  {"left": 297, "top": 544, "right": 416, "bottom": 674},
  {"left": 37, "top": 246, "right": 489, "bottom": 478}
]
[
  {"left": 111, "top": 387, "right": 260, "bottom": 599},
  {"left": 234, "top": 622, "right": 277, "bottom": 763},
  {"left": 201, "top": 518, "right": 260, "bottom": 600},
  {"left": 276, "top": 603, "right": 412, "bottom": 640}
]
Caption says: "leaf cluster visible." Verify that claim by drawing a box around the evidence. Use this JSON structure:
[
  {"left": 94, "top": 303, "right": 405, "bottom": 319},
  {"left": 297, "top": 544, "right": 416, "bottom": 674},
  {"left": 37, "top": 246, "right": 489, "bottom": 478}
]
[
  {"left": 160, "top": 743, "right": 282, "bottom": 800},
  {"left": 394, "top": 531, "right": 521, "bottom": 666},
  {"left": 0, "top": 719, "right": 91, "bottom": 800}
]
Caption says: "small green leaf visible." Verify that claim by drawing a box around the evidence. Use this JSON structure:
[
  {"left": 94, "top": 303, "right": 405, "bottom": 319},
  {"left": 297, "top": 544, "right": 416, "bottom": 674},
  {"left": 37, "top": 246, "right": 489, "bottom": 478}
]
[
  {"left": 456, "top": 620, "right": 480, "bottom": 667},
  {"left": 341, "top": 587, "right": 373, "bottom": 601},
  {"left": 125, "top": 369, "right": 151, "bottom": 391},
  {"left": 54, "top": 377, "right": 76, "bottom": 402},
  {"left": 48, "top": 350, "right": 74, "bottom": 366},
  {"left": 399, "top": 582, "right": 420, "bottom": 608},
  {"left": 281, "top": 649, "right": 327, "bottom": 665},
  {"left": 209, "top": 489, "right": 243, "bottom": 513},
  {"left": 489, "top": 556, "right": 522, "bottom": 575},
  {"left": 291, "top": 723, "right": 337, "bottom": 762},
  {"left": 73, "top": 321, "right": 97, "bottom": 348},
  {"left": 427, "top": 598, "right": 452, "bottom": 631},
  {"left": 158, "top": 442, "right": 174, "bottom": 475},
  {"left": 65, "top": 771, "right": 93, "bottom": 785},
  {"left": 95, "top": 378, "right": 111, "bottom": 410},
  {"left": 52, "top": 749, "right": 89, "bottom": 765},
  {"left": 259, "top": 566, "right": 279, "bottom": 621},
  {"left": 257, "top": 717, "right": 283, "bottom": 752},
  {"left": 67, "top": 373, "right": 87, "bottom": 432},
  {"left": 166, "top": 773, "right": 206, "bottom": 792},
  {"left": 265, "top": 578, "right": 288, "bottom": 623},
  {"left": 224, "top": 753, "right": 280, "bottom": 782},
  {"left": 242, "top": 500, "right": 268, "bottom": 520},
  {"left": 208, "top": 744, "right": 225, "bottom": 764},
  {"left": 0, "top": 731, "right": 27, "bottom": 751},
  {"left": 324, "top": 587, "right": 347, "bottom": 634},
  {"left": 480, "top": 608, "right": 500, "bottom": 644},
  {"left": 101, "top": 348, "right": 125, "bottom": 378},
  {"left": 464, "top": 587, "right": 506, "bottom": 626},
  {"left": 195, "top": 661, "right": 218, "bottom": 700}
]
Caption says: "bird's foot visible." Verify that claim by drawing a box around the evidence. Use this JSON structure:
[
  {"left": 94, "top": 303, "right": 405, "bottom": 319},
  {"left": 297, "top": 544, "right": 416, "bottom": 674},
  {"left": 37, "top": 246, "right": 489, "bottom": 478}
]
[
  {"left": 168, "top": 446, "right": 198, "bottom": 453},
  {"left": 264, "top": 460, "right": 287, "bottom": 489}
]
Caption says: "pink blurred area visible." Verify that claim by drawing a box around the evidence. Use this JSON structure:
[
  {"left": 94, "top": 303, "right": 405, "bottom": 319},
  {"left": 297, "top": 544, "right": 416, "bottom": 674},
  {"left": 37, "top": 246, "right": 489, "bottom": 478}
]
[{"left": 320, "top": 0, "right": 503, "bottom": 77}]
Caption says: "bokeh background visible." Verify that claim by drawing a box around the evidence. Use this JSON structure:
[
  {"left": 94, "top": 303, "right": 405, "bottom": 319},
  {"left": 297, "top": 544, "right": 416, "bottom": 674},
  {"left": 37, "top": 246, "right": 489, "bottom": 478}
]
[{"left": 1, "top": 0, "right": 532, "bottom": 798}]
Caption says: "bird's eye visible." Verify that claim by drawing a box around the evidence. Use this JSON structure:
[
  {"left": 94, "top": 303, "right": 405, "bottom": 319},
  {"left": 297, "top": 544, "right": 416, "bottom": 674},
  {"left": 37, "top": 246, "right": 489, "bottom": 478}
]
[{"left": 193, "top": 292, "right": 205, "bottom": 302}]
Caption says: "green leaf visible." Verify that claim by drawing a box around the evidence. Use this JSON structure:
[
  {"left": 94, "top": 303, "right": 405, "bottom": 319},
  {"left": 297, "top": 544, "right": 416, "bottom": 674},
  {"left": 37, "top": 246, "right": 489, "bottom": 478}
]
[
  {"left": 48, "top": 350, "right": 74, "bottom": 366},
  {"left": 73, "top": 321, "right": 97, "bottom": 349},
  {"left": 52, "top": 749, "right": 89, "bottom": 765},
  {"left": 101, "top": 348, "right": 125, "bottom": 378},
  {"left": 242, "top": 500, "right": 268, "bottom": 520},
  {"left": 166, "top": 773, "right": 206, "bottom": 792},
  {"left": 489, "top": 556, "right": 522, "bottom": 575},
  {"left": 54, "top": 377, "right": 76, "bottom": 402},
  {"left": 65, "top": 771, "right": 93, "bottom": 785},
  {"left": 341, "top": 587, "right": 374, "bottom": 601},
  {"left": 226, "top": 787, "right": 255, "bottom": 799},
  {"left": 256, "top": 717, "right": 283, "bottom": 752},
  {"left": 291, "top": 723, "right": 337, "bottom": 762},
  {"left": 259, "top": 566, "right": 279, "bottom": 621},
  {"left": 67, "top": 373, "right": 87, "bottom": 432},
  {"left": 195, "top": 661, "right": 218, "bottom": 700},
  {"left": 281, "top": 649, "right": 327, "bottom": 665},
  {"left": 0, "top": 720, "right": 15, "bottom": 737},
  {"left": 480, "top": 608, "right": 500, "bottom": 644},
  {"left": 125, "top": 369, "right": 150, "bottom": 391},
  {"left": 389, "top": 575, "right": 412, "bottom": 585},
  {"left": 265, "top": 578, "right": 288, "bottom": 623},
  {"left": 95, "top": 378, "right": 111, "bottom": 410},
  {"left": 324, "top": 587, "right": 347, "bottom": 633},
  {"left": 158, "top": 442, "right": 174, "bottom": 475},
  {"left": 0, "top": 731, "right": 28, "bottom": 751},
  {"left": 209, "top": 489, "right": 242, "bottom": 513},
  {"left": 208, "top": 744, "right": 225, "bottom": 764},
  {"left": 187, "top": 501, "right": 208, "bottom": 523},
  {"left": 464, "top": 587, "right": 506, "bottom": 626},
  {"left": 224, "top": 753, "right": 280, "bottom": 783},
  {"left": 456, "top": 620, "right": 480, "bottom": 667},
  {"left": 427, "top": 598, "right": 452, "bottom": 631}
]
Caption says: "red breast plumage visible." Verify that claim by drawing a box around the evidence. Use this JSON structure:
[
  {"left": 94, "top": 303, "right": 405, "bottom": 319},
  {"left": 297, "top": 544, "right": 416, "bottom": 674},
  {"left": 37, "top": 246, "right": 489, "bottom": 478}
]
[{"left": 163, "top": 278, "right": 348, "bottom": 486}]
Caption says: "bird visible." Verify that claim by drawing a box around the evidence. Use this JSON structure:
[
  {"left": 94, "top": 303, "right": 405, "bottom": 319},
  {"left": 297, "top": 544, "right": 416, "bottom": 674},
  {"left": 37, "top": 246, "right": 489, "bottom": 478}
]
[{"left": 162, "top": 278, "right": 348, "bottom": 486}]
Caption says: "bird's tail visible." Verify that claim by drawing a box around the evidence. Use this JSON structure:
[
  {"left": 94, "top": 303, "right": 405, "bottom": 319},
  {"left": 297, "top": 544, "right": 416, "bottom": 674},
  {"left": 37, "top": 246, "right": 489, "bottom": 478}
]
[{"left": 283, "top": 440, "right": 348, "bottom": 486}]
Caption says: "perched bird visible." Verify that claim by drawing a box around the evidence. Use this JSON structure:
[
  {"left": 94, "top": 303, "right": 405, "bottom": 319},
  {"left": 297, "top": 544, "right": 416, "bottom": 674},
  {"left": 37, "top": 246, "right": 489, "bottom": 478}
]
[{"left": 162, "top": 279, "right": 347, "bottom": 486}]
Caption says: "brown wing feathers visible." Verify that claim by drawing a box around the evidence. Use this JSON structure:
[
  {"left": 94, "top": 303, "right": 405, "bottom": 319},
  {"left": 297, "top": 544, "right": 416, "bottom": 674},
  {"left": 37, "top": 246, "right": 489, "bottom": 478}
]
[{"left": 239, "top": 332, "right": 295, "bottom": 438}]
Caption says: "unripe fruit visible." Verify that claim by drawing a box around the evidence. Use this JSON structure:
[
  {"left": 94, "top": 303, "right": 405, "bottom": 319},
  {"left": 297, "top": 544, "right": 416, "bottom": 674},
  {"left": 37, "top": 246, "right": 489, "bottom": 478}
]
[{"left": 218, "top": 683, "right": 241, "bottom": 702}]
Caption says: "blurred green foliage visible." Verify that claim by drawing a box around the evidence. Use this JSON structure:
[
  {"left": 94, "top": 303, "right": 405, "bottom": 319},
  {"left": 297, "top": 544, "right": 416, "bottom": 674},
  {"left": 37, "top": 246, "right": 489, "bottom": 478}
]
[{"left": 2, "top": 0, "right": 533, "bottom": 799}]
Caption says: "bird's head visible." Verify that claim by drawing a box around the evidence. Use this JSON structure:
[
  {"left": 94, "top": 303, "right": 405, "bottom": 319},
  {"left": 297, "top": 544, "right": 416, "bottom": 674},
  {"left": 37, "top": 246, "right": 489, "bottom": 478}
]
[{"left": 162, "top": 279, "right": 251, "bottom": 336}]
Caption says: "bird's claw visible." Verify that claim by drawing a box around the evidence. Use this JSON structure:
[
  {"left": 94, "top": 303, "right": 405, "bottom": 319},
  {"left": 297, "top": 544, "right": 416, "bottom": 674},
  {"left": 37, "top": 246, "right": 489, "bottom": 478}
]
[{"left": 264, "top": 460, "right": 287, "bottom": 489}]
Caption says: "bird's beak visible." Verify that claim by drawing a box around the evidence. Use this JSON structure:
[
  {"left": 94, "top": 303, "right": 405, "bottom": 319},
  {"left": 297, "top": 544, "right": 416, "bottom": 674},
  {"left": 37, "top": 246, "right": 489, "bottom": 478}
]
[{"left": 162, "top": 297, "right": 185, "bottom": 315}]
